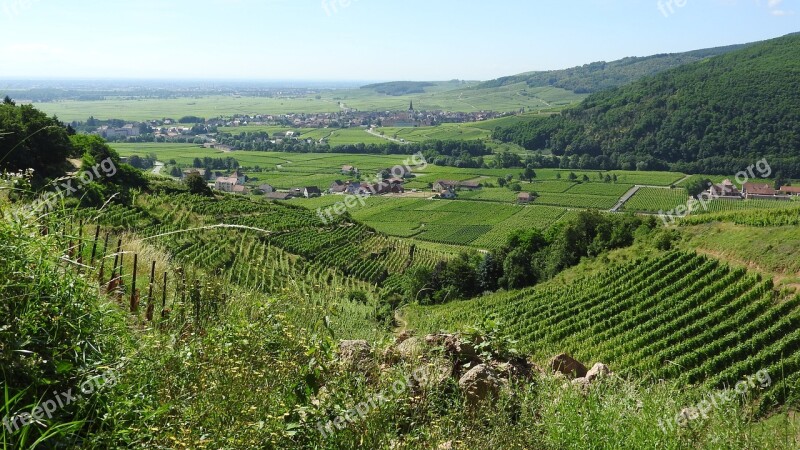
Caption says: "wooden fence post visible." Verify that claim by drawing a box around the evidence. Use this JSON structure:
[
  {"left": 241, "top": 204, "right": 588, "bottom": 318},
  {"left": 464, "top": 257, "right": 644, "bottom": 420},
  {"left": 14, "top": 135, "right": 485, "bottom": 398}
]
[{"left": 130, "top": 253, "right": 138, "bottom": 312}]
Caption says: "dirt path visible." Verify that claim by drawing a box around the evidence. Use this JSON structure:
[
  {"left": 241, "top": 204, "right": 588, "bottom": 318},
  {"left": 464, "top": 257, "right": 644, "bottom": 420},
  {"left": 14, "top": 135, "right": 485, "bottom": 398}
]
[
  {"left": 393, "top": 309, "right": 409, "bottom": 336},
  {"left": 366, "top": 128, "right": 408, "bottom": 144}
]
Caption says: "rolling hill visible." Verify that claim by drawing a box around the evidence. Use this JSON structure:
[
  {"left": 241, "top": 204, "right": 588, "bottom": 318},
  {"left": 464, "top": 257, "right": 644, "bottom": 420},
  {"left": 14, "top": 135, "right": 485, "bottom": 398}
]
[
  {"left": 477, "top": 42, "right": 749, "bottom": 93},
  {"left": 492, "top": 32, "right": 800, "bottom": 177}
]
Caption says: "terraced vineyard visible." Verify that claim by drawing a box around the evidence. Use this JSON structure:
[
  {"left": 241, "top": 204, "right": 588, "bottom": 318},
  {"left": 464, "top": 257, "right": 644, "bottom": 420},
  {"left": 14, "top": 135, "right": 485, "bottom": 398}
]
[
  {"left": 88, "top": 194, "right": 455, "bottom": 291},
  {"left": 404, "top": 251, "right": 800, "bottom": 411}
]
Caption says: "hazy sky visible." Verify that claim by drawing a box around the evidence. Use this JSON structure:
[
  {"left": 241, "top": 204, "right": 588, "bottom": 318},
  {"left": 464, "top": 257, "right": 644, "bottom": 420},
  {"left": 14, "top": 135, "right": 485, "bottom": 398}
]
[{"left": 0, "top": 0, "right": 797, "bottom": 81}]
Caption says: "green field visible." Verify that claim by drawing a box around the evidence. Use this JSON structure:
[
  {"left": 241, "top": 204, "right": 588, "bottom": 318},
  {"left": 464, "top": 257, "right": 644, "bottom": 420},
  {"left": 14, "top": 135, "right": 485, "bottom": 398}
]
[{"left": 28, "top": 81, "right": 586, "bottom": 122}]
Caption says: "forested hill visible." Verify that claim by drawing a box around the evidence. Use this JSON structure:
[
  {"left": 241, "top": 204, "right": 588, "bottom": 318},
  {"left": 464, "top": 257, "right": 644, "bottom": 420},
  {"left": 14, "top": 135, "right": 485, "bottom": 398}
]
[
  {"left": 492, "top": 33, "right": 800, "bottom": 177},
  {"left": 477, "top": 43, "right": 748, "bottom": 93}
]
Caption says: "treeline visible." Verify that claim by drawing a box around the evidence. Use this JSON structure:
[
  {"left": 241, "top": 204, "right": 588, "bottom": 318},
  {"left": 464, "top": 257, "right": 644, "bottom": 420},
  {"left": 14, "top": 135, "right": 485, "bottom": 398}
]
[
  {"left": 360, "top": 81, "right": 435, "bottom": 96},
  {"left": 401, "top": 211, "right": 657, "bottom": 305},
  {"left": 492, "top": 34, "right": 800, "bottom": 177},
  {"left": 192, "top": 156, "right": 240, "bottom": 171},
  {"left": 214, "top": 132, "right": 495, "bottom": 168},
  {"left": 478, "top": 43, "right": 746, "bottom": 93}
]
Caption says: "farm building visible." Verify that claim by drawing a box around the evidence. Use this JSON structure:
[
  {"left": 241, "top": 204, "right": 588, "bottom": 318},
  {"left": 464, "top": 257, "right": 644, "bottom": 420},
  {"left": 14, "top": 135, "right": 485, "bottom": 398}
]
[
  {"left": 330, "top": 181, "right": 347, "bottom": 193},
  {"left": 707, "top": 179, "right": 742, "bottom": 199},
  {"left": 742, "top": 182, "right": 789, "bottom": 200},
  {"left": 779, "top": 186, "right": 800, "bottom": 196},
  {"left": 518, "top": 192, "right": 533, "bottom": 204},
  {"left": 304, "top": 187, "right": 322, "bottom": 198},
  {"left": 266, "top": 192, "right": 293, "bottom": 201},
  {"left": 215, "top": 177, "right": 240, "bottom": 193}
]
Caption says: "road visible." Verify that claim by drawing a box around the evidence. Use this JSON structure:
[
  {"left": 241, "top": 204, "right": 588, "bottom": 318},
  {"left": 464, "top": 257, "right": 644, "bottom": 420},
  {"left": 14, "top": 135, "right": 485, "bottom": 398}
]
[
  {"left": 151, "top": 161, "right": 165, "bottom": 176},
  {"left": 365, "top": 128, "right": 408, "bottom": 144}
]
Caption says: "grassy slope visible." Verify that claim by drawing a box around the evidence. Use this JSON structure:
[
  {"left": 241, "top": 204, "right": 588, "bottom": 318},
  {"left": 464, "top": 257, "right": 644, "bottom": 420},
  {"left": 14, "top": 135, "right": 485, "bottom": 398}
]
[{"left": 3, "top": 195, "right": 800, "bottom": 448}]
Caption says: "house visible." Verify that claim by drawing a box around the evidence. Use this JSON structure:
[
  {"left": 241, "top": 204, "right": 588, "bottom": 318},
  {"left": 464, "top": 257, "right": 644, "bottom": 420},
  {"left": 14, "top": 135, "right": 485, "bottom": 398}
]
[
  {"left": 439, "top": 189, "right": 456, "bottom": 199},
  {"left": 345, "top": 181, "right": 362, "bottom": 195},
  {"left": 304, "top": 186, "right": 322, "bottom": 198},
  {"left": 97, "top": 124, "right": 140, "bottom": 139},
  {"left": 230, "top": 169, "right": 246, "bottom": 185},
  {"left": 215, "top": 177, "right": 239, "bottom": 193},
  {"left": 459, "top": 180, "right": 482, "bottom": 191},
  {"left": 330, "top": 180, "right": 347, "bottom": 194},
  {"left": 266, "top": 192, "right": 293, "bottom": 201},
  {"left": 258, "top": 184, "right": 275, "bottom": 194},
  {"left": 341, "top": 165, "right": 358, "bottom": 175},
  {"left": 182, "top": 169, "right": 206, "bottom": 180},
  {"left": 433, "top": 180, "right": 460, "bottom": 192},
  {"left": 742, "top": 182, "right": 789, "bottom": 200},
  {"left": 232, "top": 185, "right": 248, "bottom": 195},
  {"left": 708, "top": 179, "right": 742, "bottom": 199},
  {"left": 518, "top": 192, "right": 533, "bottom": 204},
  {"left": 779, "top": 186, "right": 800, "bottom": 196}
]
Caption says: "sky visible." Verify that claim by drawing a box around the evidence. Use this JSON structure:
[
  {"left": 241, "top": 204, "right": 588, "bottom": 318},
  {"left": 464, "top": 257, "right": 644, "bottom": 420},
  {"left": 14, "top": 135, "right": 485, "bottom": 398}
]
[{"left": 0, "top": 0, "right": 797, "bottom": 82}]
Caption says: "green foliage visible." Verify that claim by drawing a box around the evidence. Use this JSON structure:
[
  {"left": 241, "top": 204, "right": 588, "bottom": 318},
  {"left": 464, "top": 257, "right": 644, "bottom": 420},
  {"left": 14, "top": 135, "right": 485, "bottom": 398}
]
[
  {"left": 494, "top": 33, "right": 800, "bottom": 176},
  {"left": 184, "top": 172, "right": 212, "bottom": 196},
  {"left": 0, "top": 101, "right": 73, "bottom": 180},
  {"left": 478, "top": 42, "right": 746, "bottom": 93},
  {"left": 408, "top": 211, "right": 653, "bottom": 303},
  {"left": 361, "top": 81, "right": 435, "bottom": 96}
]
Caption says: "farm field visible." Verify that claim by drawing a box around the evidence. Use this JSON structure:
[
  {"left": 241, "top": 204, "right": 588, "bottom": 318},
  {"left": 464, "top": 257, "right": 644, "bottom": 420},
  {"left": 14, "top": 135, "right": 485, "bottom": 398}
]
[
  {"left": 28, "top": 82, "right": 586, "bottom": 122},
  {"left": 622, "top": 187, "right": 689, "bottom": 213},
  {"left": 403, "top": 250, "right": 800, "bottom": 414},
  {"left": 293, "top": 195, "right": 576, "bottom": 249}
]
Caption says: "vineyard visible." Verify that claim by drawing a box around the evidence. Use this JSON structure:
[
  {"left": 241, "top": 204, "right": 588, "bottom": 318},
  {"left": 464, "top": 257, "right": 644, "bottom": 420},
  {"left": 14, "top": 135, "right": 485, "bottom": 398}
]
[
  {"left": 86, "top": 194, "right": 456, "bottom": 296},
  {"left": 404, "top": 250, "right": 800, "bottom": 412},
  {"left": 621, "top": 187, "right": 689, "bottom": 213}
]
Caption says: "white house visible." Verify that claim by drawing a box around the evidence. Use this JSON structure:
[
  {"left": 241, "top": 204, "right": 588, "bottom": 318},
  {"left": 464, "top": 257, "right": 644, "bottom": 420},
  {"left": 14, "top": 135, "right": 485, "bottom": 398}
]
[{"left": 215, "top": 177, "right": 239, "bottom": 193}]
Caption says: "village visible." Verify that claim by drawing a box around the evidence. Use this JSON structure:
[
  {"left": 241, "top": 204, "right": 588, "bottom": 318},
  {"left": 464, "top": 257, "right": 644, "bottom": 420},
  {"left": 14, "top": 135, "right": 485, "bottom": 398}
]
[{"left": 177, "top": 163, "right": 495, "bottom": 202}]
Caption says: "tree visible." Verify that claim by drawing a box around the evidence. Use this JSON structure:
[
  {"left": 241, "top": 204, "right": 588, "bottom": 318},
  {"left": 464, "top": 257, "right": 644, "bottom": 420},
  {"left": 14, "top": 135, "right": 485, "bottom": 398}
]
[
  {"left": 185, "top": 173, "right": 212, "bottom": 196},
  {"left": 521, "top": 166, "right": 537, "bottom": 182},
  {"left": 0, "top": 102, "right": 72, "bottom": 180},
  {"left": 568, "top": 172, "right": 578, "bottom": 181},
  {"left": 193, "top": 157, "right": 203, "bottom": 168},
  {"left": 497, "top": 177, "right": 507, "bottom": 187},
  {"left": 169, "top": 166, "right": 182, "bottom": 177},
  {"left": 3, "top": 96, "right": 14, "bottom": 105},
  {"left": 556, "top": 172, "right": 562, "bottom": 180},
  {"left": 582, "top": 174, "right": 590, "bottom": 182},
  {"left": 774, "top": 171, "right": 787, "bottom": 190},
  {"left": 686, "top": 177, "right": 712, "bottom": 198}
]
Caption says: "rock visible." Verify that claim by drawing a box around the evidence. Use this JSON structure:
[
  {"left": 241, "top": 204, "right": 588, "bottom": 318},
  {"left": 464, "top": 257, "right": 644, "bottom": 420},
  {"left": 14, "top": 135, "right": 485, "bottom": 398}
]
[
  {"left": 549, "top": 353, "right": 587, "bottom": 378},
  {"left": 396, "top": 336, "right": 424, "bottom": 360},
  {"left": 586, "top": 362, "right": 611, "bottom": 382},
  {"left": 424, "top": 333, "right": 453, "bottom": 346},
  {"left": 458, "top": 364, "right": 502, "bottom": 405},
  {"left": 444, "top": 335, "right": 479, "bottom": 362},
  {"left": 413, "top": 358, "right": 455, "bottom": 390},
  {"left": 338, "top": 340, "right": 371, "bottom": 367},
  {"left": 493, "top": 356, "right": 540, "bottom": 381},
  {"left": 395, "top": 330, "right": 414, "bottom": 344}
]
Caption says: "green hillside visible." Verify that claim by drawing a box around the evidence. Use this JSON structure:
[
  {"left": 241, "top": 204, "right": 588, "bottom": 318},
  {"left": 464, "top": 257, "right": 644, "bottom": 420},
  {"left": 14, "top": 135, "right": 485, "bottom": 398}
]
[
  {"left": 493, "top": 33, "right": 800, "bottom": 176},
  {"left": 404, "top": 248, "right": 800, "bottom": 414},
  {"left": 477, "top": 43, "right": 748, "bottom": 93}
]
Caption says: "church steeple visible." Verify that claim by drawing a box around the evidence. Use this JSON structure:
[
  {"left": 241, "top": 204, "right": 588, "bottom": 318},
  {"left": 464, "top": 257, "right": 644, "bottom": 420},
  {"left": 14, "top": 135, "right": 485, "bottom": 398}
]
[{"left": 409, "top": 101, "right": 414, "bottom": 111}]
